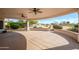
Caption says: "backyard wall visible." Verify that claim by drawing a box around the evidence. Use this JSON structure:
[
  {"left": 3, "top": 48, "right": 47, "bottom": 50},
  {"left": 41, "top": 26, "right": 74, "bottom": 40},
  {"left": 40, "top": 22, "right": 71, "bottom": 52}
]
[
  {"left": 30, "top": 28, "right": 49, "bottom": 31},
  {"left": 54, "top": 29, "right": 79, "bottom": 42}
]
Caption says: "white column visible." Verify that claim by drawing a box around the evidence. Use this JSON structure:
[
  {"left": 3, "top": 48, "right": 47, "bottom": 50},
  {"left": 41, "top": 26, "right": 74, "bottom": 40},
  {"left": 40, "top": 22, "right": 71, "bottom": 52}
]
[
  {"left": 26, "top": 20, "right": 30, "bottom": 31},
  {"left": 77, "top": 10, "right": 79, "bottom": 42},
  {"left": 78, "top": 11, "right": 79, "bottom": 33}
]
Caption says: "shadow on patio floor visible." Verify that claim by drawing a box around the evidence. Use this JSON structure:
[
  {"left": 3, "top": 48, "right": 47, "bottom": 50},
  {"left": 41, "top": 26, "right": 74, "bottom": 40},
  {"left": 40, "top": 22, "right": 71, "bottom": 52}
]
[{"left": 0, "top": 31, "right": 27, "bottom": 50}]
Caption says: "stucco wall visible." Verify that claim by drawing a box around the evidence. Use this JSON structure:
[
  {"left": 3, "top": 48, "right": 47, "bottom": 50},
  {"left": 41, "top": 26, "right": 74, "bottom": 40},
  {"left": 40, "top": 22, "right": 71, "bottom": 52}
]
[{"left": 54, "top": 29, "right": 79, "bottom": 42}]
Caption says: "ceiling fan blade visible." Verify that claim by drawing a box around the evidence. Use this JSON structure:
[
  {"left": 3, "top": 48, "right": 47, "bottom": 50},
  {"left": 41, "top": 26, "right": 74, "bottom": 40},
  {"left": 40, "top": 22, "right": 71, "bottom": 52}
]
[
  {"left": 21, "top": 13, "right": 24, "bottom": 17},
  {"left": 37, "top": 8, "right": 40, "bottom": 10},
  {"left": 28, "top": 12, "right": 33, "bottom": 13},
  {"left": 38, "top": 11, "right": 42, "bottom": 13}
]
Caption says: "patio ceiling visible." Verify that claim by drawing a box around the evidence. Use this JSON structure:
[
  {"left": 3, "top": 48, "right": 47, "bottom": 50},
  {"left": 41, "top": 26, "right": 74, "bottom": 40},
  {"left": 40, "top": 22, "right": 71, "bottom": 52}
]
[{"left": 0, "top": 8, "right": 78, "bottom": 20}]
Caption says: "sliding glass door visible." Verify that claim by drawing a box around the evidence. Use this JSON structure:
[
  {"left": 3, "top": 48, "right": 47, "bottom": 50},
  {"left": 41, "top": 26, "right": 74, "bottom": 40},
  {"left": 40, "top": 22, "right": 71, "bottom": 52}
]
[{"left": 0, "top": 21, "right": 3, "bottom": 29}]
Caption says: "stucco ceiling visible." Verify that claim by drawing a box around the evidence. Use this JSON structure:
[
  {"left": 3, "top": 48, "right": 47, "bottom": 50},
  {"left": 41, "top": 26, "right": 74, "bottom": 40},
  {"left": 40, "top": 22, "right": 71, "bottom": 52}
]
[{"left": 0, "top": 8, "right": 78, "bottom": 20}]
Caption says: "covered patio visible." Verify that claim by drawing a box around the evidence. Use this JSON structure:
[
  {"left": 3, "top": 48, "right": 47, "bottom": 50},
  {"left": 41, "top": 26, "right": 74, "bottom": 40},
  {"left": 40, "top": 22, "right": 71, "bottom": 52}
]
[
  {"left": 0, "top": 8, "right": 79, "bottom": 31},
  {"left": 0, "top": 8, "right": 79, "bottom": 50},
  {"left": 0, "top": 31, "right": 79, "bottom": 50}
]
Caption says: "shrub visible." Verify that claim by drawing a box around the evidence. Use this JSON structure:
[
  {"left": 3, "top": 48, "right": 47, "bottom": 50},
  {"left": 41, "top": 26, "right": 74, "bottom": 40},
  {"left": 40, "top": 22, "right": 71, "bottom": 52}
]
[
  {"left": 6, "top": 22, "right": 19, "bottom": 29},
  {"left": 74, "top": 24, "right": 78, "bottom": 27},
  {"left": 10, "top": 22, "right": 19, "bottom": 29},
  {"left": 68, "top": 24, "right": 78, "bottom": 32},
  {"left": 6, "top": 21, "right": 25, "bottom": 29},
  {"left": 18, "top": 22, "right": 25, "bottom": 28},
  {"left": 33, "top": 26, "right": 37, "bottom": 28},
  {"left": 68, "top": 28, "right": 78, "bottom": 32},
  {"left": 5, "top": 24, "right": 10, "bottom": 29},
  {"left": 53, "top": 25, "right": 62, "bottom": 29}
]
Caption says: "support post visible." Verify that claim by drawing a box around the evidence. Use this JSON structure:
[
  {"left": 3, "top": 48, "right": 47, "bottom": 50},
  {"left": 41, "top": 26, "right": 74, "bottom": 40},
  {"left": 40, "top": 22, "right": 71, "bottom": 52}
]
[
  {"left": 26, "top": 20, "right": 30, "bottom": 31},
  {"left": 78, "top": 10, "right": 79, "bottom": 33},
  {"left": 77, "top": 9, "right": 79, "bottom": 42}
]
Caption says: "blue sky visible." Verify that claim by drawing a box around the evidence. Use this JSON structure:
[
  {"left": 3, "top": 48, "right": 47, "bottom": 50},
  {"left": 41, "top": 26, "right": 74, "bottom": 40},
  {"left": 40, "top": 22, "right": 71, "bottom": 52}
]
[
  {"left": 7, "top": 18, "right": 19, "bottom": 22},
  {"left": 38, "top": 13, "right": 78, "bottom": 24}
]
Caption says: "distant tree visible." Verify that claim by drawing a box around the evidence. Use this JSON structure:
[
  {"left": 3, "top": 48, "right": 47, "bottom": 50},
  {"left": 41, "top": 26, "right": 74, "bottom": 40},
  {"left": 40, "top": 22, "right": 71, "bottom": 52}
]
[
  {"left": 60, "top": 21, "right": 70, "bottom": 26},
  {"left": 53, "top": 24, "right": 62, "bottom": 29},
  {"left": 66, "top": 21, "right": 70, "bottom": 24},
  {"left": 29, "top": 20, "right": 38, "bottom": 25}
]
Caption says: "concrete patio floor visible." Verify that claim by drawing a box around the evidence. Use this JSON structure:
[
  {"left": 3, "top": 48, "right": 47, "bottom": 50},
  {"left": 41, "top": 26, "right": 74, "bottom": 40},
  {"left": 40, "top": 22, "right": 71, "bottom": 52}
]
[{"left": 0, "top": 31, "right": 79, "bottom": 50}]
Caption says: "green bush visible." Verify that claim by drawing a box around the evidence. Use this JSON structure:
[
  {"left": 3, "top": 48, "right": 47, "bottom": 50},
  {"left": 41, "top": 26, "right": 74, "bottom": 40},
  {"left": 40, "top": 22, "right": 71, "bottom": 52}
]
[
  {"left": 10, "top": 22, "right": 19, "bottom": 29},
  {"left": 74, "top": 24, "right": 78, "bottom": 28},
  {"left": 33, "top": 26, "right": 37, "bottom": 28},
  {"left": 5, "top": 24, "right": 10, "bottom": 29},
  {"left": 53, "top": 25, "right": 62, "bottom": 29},
  {"left": 18, "top": 22, "right": 25, "bottom": 28},
  {"left": 68, "top": 24, "right": 78, "bottom": 32},
  {"left": 68, "top": 28, "right": 78, "bottom": 32},
  {"left": 6, "top": 21, "right": 25, "bottom": 29}
]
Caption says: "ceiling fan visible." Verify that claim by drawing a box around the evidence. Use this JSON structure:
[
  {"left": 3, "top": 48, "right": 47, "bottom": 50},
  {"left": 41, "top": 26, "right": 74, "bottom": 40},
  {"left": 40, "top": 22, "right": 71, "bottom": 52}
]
[
  {"left": 29, "top": 8, "right": 42, "bottom": 15},
  {"left": 21, "top": 8, "right": 42, "bottom": 18},
  {"left": 21, "top": 13, "right": 27, "bottom": 18}
]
